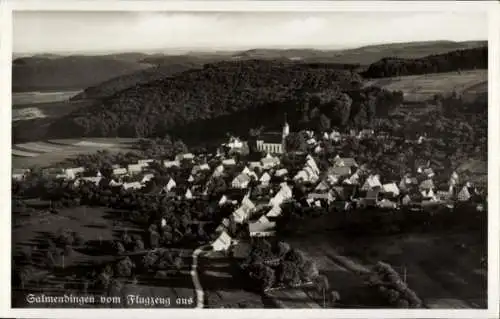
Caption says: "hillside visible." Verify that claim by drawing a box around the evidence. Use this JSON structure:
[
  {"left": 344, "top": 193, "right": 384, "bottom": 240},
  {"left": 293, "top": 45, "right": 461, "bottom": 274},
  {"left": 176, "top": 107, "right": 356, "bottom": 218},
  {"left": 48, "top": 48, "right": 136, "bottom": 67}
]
[
  {"left": 48, "top": 60, "right": 408, "bottom": 142},
  {"left": 12, "top": 55, "right": 153, "bottom": 92},
  {"left": 71, "top": 63, "right": 199, "bottom": 101},
  {"left": 362, "top": 46, "right": 487, "bottom": 78}
]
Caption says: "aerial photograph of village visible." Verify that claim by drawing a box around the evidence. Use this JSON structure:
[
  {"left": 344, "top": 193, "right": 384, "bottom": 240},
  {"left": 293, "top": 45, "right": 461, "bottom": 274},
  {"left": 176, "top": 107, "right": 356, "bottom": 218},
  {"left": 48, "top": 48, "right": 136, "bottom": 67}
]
[{"left": 10, "top": 9, "right": 488, "bottom": 310}]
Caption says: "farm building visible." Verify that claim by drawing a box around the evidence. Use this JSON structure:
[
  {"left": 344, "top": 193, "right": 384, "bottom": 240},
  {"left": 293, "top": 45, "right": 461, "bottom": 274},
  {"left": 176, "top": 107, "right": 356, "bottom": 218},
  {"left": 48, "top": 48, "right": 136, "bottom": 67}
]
[
  {"left": 127, "top": 164, "right": 143, "bottom": 175},
  {"left": 112, "top": 167, "right": 127, "bottom": 176},
  {"left": 222, "top": 158, "right": 237, "bottom": 166},
  {"left": 123, "top": 182, "right": 143, "bottom": 190},
  {"left": 260, "top": 172, "right": 271, "bottom": 185},
  {"left": 175, "top": 153, "right": 195, "bottom": 162}
]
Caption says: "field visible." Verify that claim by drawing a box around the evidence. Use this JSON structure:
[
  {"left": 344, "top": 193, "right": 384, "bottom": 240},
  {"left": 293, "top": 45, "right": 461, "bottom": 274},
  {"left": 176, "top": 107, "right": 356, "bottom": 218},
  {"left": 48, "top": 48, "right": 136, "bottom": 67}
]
[
  {"left": 13, "top": 90, "right": 83, "bottom": 106},
  {"left": 364, "top": 70, "right": 487, "bottom": 102},
  {"left": 12, "top": 205, "right": 196, "bottom": 308},
  {"left": 12, "top": 138, "right": 141, "bottom": 168},
  {"left": 285, "top": 227, "right": 487, "bottom": 309}
]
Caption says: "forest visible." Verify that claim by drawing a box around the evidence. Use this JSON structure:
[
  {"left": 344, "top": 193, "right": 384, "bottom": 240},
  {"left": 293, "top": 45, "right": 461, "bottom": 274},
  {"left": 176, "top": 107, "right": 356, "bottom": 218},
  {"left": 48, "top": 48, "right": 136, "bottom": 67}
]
[
  {"left": 46, "top": 60, "right": 405, "bottom": 143},
  {"left": 362, "top": 46, "right": 487, "bottom": 78}
]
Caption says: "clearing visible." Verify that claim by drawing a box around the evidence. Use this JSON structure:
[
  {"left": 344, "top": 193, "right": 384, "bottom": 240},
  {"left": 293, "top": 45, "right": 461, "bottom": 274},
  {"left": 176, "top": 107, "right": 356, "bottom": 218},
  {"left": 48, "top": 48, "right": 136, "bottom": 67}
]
[
  {"left": 12, "top": 138, "right": 141, "bottom": 168},
  {"left": 364, "top": 70, "right": 487, "bottom": 102}
]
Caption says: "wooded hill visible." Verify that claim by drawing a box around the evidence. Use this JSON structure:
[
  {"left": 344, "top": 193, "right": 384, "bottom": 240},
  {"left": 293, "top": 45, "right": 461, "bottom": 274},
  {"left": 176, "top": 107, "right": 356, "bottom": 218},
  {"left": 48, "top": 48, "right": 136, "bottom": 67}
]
[
  {"left": 46, "top": 60, "right": 403, "bottom": 142},
  {"left": 362, "top": 46, "right": 487, "bottom": 78}
]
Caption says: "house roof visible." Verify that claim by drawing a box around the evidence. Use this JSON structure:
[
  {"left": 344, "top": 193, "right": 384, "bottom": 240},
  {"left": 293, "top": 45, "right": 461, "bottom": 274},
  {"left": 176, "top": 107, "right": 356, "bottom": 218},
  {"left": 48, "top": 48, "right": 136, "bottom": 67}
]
[
  {"left": 213, "top": 231, "right": 232, "bottom": 247},
  {"left": 258, "top": 132, "right": 283, "bottom": 144},
  {"left": 249, "top": 221, "right": 276, "bottom": 233},
  {"left": 266, "top": 205, "right": 282, "bottom": 217},
  {"left": 233, "top": 173, "right": 251, "bottom": 185},
  {"left": 419, "top": 179, "right": 435, "bottom": 190},
  {"left": 328, "top": 166, "right": 351, "bottom": 177},
  {"left": 382, "top": 182, "right": 400, "bottom": 195}
]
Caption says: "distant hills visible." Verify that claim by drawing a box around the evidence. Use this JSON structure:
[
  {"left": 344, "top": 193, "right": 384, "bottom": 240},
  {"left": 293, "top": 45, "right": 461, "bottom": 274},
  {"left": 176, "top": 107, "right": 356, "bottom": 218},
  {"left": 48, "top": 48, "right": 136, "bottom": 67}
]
[
  {"left": 12, "top": 55, "right": 153, "bottom": 92},
  {"left": 13, "top": 40, "right": 486, "bottom": 94}
]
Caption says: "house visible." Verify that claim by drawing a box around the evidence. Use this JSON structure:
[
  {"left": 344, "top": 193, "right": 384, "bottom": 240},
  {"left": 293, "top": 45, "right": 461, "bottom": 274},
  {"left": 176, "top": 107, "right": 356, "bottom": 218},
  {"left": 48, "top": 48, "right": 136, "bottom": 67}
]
[
  {"left": 269, "top": 183, "right": 293, "bottom": 206},
  {"left": 328, "top": 166, "right": 351, "bottom": 179},
  {"left": 123, "top": 182, "right": 143, "bottom": 190},
  {"left": 358, "top": 129, "right": 374, "bottom": 139},
  {"left": 399, "top": 175, "right": 418, "bottom": 191},
  {"left": 329, "top": 130, "right": 342, "bottom": 142},
  {"left": 185, "top": 189, "right": 194, "bottom": 200},
  {"left": 175, "top": 153, "right": 195, "bottom": 162},
  {"left": 260, "top": 153, "right": 280, "bottom": 169},
  {"left": 358, "top": 189, "right": 380, "bottom": 208},
  {"left": 241, "top": 166, "right": 251, "bottom": 175},
  {"left": 248, "top": 161, "right": 262, "bottom": 170},
  {"left": 457, "top": 185, "right": 471, "bottom": 202},
  {"left": 138, "top": 159, "right": 154, "bottom": 165},
  {"left": 259, "top": 172, "right": 271, "bottom": 185},
  {"left": 79, "top": 176, "right": 103, "bottom": 186},
  {"left": 109, "top": 179, "right": 123, "bottom": 187},
  {"left": 382, "top": 182, "right": 400, "bottom": 197},
  {"left": 141, "top": 173, "right": 155, "bottom": 184},
  {"left": 423, "top": 168, "right": 435, "bottom": 178},
  {"left": 266, "top": 205, "right": 282, "bottom": 218},
  {"left": 249, "top": 221, "right": 276, "bottom": 237},
  {"left": 232, "top": 206, "right": 251, "bottom": 224},
  {"left": 212, "top": 165, "right": 225, "bottom": 177},
  {"left": 361, "top": 174, "right": 382, "bottom": 191},
  {"left": 421, "top": 188, "right": 437, "bottom": 201},
  {"left": 163, "top": 160, "right": 180, "bottom": 168},
  {"left": 218, "top": 195, "right": 228, "bottom": 206},
  {"left": 64, "top": 167, "right": 85, "bottom": 179},
  {"left": 216, "top": 218, "right": 231, "bottom": 233},
  {"left": 306, "top": 138, "right": 317, "bottom": 146},
  {"left": 127, "top": 164, "right": 143, "bottom": 175},
  {"left": 222, "top": 158, "right": 236, "bottom": 166},
  {"left": 231, "top": 240, "right": 252, "bottom": 259},
  {"left": 232, "top": 173, "right": 251, "bottom": 189},
  {"left": 377, "top": 198, "right": 398, "bottom": 209},
  {"left": 308, "top": 191, "right": 334, "bottom": 204},
  {"left": 419, "top": 179, "right": 435, "bottom": 191},
  {"left": 315, "top": 180, "right": 330, "bottom": 192},
  {"left": 241, "top": 195, "right": 256, "bottom": 212},
  {"left": 112, "top": 167, "right": 128, "bottom": 176},
  {"left": 333, "top": 155, "right": 358, "bottom": 168},
  {"left": 275, "top": 168, "right": 288, "bottom": 177},
  {"left": 305, "top": 155, "right": 320, "bottom": 175},
  {"left": 294, "top": 166, "right": 319, "bottom": 183},
  {"left": 164, "top": 178, "right": 176, "bottom": 192},
  {"left": 188, "top": 175, "right": 195, "bottom": 183},
  {"left": 401, "top": 194, "right": 412, "bottom": 206},
  {"left": 257, "top": 215, "right": 271, "bottom": 224},
  {"left": 212, "top": 231, "right": 232, "bottom": 252}
]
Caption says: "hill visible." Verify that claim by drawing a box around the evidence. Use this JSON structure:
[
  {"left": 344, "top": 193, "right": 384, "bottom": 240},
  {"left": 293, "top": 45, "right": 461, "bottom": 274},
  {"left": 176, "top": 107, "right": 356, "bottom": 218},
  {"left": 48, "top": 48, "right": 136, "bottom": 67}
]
[
  {"left": 363, "top": 69, "right": 487, "bottom": 103},
  {"left": 48, "top": 59, "right": 407, "bottom": 142},
  {"left": 12, "top": 55, "right": 153, "bottom": 92},
  {"left": 71, "top": 63, "right": 199, "bottom": 101},
  {"left": 362, "top": 46, "right": 487, "bottom": 78}
]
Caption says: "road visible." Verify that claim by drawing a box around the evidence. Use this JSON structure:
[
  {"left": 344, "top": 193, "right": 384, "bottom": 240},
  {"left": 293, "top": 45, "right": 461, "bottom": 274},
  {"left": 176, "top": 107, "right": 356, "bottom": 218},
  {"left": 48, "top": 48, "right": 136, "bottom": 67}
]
[{"left": 191, "top": 245, "right": 210, "bottom": 308}]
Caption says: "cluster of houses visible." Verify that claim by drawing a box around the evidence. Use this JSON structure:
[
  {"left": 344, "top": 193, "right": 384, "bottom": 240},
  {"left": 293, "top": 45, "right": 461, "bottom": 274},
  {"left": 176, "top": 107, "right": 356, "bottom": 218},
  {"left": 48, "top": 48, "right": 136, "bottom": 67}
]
[{"left": 12, "top": 121, "right": 485, "bottom": 256}]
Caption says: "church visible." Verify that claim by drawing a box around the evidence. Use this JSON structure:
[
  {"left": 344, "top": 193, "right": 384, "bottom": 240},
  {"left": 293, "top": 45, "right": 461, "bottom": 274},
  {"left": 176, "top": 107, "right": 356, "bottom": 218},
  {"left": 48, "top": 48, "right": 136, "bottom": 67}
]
[{"left": 255, "top": 119, "right": 290, "bottom": 154}]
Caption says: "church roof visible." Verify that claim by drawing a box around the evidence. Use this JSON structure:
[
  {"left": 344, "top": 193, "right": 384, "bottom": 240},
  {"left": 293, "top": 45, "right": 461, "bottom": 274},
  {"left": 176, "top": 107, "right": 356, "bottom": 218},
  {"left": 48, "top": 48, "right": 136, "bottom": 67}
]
[{"left": 258, "top": 132, "right": 283, "bottom": 144}]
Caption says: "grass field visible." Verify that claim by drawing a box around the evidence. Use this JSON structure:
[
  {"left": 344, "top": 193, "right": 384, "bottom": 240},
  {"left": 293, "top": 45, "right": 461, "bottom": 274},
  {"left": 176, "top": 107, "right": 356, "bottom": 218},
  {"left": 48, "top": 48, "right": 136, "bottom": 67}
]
[
  {"left": 364, "top": 70, "right": 487, "bottom": 102},
  {"left": 285, "top": 227, "right": 487, "bottom": 309},
  {"left": 12, "top": 205, "right": 196, "bottom": 308},
  {"left": 12, "top": 138, "right": 141, "bottom": 168}
]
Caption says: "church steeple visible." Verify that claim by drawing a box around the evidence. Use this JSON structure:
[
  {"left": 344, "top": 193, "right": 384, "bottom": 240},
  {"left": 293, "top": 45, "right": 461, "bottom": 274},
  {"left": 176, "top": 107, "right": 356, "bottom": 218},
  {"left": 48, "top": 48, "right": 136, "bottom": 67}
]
[{"left": 282, "top": 112, "right": 290, "bottom": 153}]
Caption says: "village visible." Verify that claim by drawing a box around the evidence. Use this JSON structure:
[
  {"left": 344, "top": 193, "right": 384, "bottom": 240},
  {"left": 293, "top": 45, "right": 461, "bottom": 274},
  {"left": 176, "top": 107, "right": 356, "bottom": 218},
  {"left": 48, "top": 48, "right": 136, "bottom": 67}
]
[{"left": 12, "top": 119, "right": 486, "bottom": 253}]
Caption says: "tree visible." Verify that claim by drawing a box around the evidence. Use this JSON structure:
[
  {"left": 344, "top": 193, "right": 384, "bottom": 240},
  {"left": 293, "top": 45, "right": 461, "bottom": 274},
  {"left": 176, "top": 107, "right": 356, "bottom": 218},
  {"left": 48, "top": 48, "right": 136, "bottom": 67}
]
[
  {"left": 115, "top": 241, "right": 126, "bottom": 254},
  {"left": 329, "top": 290, "right": 341, "bottom": 307},
  {"left": 313, "top": 274, "right": 330, "bottom": 307},
  {"left": 318, "top": 114, "right": 331, "bottom": 132},
  {"left": 277, "top": 261, "right": 301, "bottom": 287},
  {"left": 285, "top": 133, "right": 307, "bottom": 153},
  {"left": 173, "top": 256, "right": 184, "bottom": 273},
  {"left": 274, "top": 241, "right": 291, "bottom": 259},
  {"left": 116, "top": 257, "right": 134, "bottom": 277},
  {"left": 284, "top": 249, "right": 305, "bottom": 267},
  {"left": 300, "top": 259, "right": 319, "bottom": 282},
  {"left": 246, "top": 263, "right": 275, "bottom": 292},
  {"left": 73, "top": 232, "right": 85, "bottom": 246},
  {"left": 133, "top": 238, "right": 145, "bottom": 251},
  {"left": 149, "top": 230, "right": 161, "bottom": 249}
]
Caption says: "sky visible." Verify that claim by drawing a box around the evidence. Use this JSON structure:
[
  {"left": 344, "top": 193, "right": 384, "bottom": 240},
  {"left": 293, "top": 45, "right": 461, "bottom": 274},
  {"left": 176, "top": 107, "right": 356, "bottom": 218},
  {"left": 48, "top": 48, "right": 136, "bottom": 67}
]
[{"left": 13, "top": 11, "right": 488, "bottom": 54}]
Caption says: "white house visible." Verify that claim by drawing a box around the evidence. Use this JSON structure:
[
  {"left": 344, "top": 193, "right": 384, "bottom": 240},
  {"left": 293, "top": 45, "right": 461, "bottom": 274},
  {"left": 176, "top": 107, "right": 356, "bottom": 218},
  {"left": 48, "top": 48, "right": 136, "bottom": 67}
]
[
  {"left": 165, "top": 178, "right": 176, "bottom": 192},
  {"left": 260, "top": 153, "right": 280, "bottom": 169},
  {"left": 212, "top": 165, "right": 225, "bottom": 178},
  {"left": 163, "top": 160, "right": 180, "bottom": 168},
  {"left": 382, "top": 182, "right": 400, "bottom": 197},
  {"left": 185, "top": 189, "right": 194, "bottom": 200},
  {"left": 12, "top": 168, "right": 30, "bottom": 181},
  {"left": 138, "top": 159, "right": 154, "bottom": 165},
  {"left": 260, "top": 172, "right": 272, "bottom": 185},
  {"left": 232, "top": 206, "right": 251, "bottom": 224},
  {"left": 218, "top": 195, "right": 228, "bottom": 206},
  {"left": 275, "top": 168, "right": 288, "bottom": 177},
  {"left": 231, "top": 173, "right": 251, "bottom": 189},
  {"left": 175, "top": 153, "right": 195, "bottom": 162},
  {"left": 216, "top": 218, "right": 231, "bottom": 233},
  {"left": 266, "top": 205, "right": 282, "bottom": 218},
  {"left": 141, "top": 173, "right": 155, "bottom": 184},
  {"left": 212, "top": 231, "right": 232, "bottom": 252},
  {"left": 361, "top": 174, "right": 382, "bottom": 191},
  {"left": 222, "top": 158, "right": 237, "bottom": 166},
  {"left": 112, "top": 167, "right": 128, "bottom": 176},
  {"left": 249, "top": 221, "right": 276, "bottom": 237},
  {"left": 457, "top": 186, "right": 471, "bottom": 202},
  {"left": 123, "top": 182, "right": 143, "bottom": 190},
  {"left": 127, "top": 164, "right": 143, "bottom": 175},
  {"left": 257, "top": 215, "right": 271, "bottom": 224}
]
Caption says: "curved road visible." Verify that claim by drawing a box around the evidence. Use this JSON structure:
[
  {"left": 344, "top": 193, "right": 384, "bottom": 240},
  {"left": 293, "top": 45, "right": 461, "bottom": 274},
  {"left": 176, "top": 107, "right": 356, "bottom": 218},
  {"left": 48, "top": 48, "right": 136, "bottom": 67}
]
[{"left": 191, "top": 245, "right": 210, "bottom": 308}]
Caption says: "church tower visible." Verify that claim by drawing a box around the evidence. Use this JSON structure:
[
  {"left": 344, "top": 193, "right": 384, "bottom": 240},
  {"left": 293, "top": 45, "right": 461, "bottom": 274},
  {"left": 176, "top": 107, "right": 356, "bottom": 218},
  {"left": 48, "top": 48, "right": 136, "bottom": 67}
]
[{"left": 282, "top": 113, "right": 290, "bottom": 153}]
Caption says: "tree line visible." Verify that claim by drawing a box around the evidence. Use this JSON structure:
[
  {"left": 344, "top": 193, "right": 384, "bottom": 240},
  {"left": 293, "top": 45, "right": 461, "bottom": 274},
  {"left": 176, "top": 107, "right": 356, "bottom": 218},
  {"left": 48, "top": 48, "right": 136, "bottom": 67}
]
[{"left": 362, "top": 46, "right": 487, "bottom": 78}]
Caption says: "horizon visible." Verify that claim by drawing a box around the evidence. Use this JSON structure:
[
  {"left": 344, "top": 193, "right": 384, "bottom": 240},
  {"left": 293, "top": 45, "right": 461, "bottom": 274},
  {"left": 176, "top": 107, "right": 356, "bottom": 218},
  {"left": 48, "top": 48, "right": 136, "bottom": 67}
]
[{"left": 13, "top": 11, "right": 487, "bottom": 55}]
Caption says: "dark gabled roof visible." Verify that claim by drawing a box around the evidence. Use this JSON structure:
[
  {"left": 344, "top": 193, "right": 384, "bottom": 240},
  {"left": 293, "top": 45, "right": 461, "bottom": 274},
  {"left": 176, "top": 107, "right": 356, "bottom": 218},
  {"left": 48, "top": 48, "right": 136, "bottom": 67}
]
[{"left": 258, "top": 132, "right": 283, "bottom": 144}]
